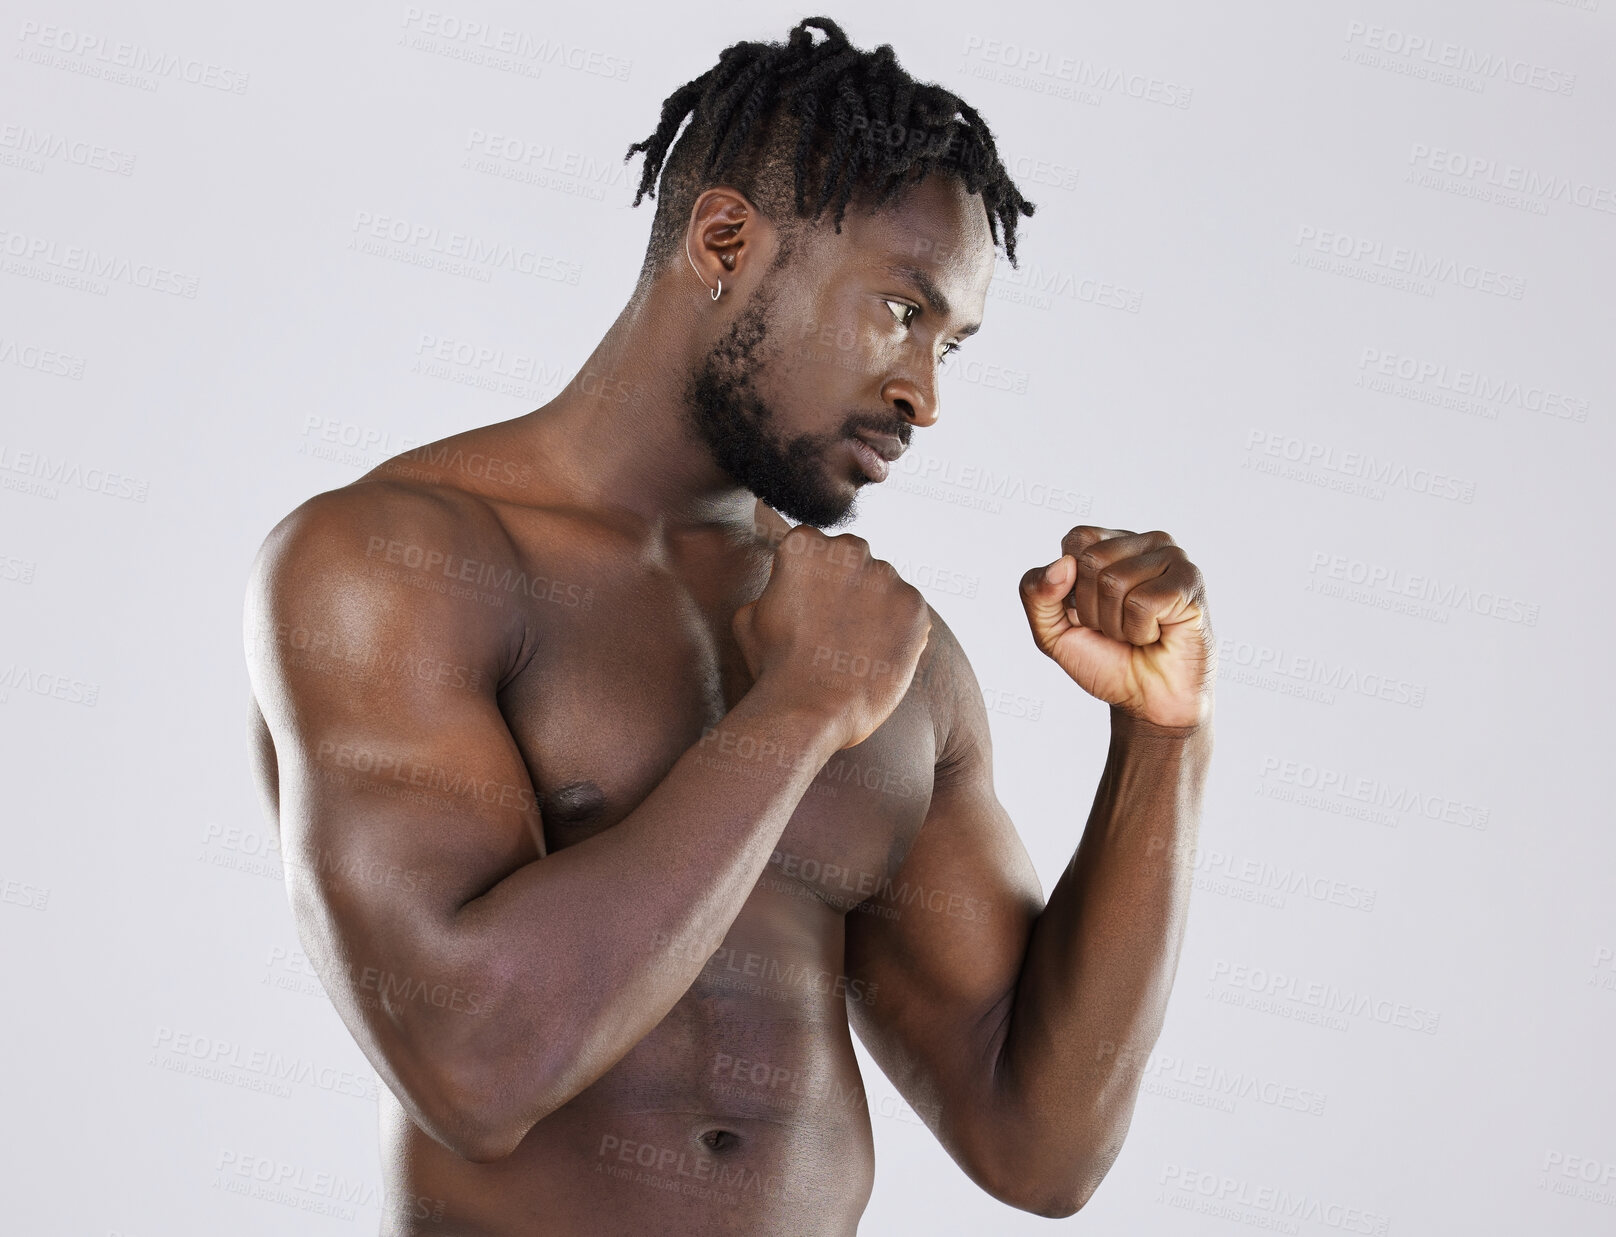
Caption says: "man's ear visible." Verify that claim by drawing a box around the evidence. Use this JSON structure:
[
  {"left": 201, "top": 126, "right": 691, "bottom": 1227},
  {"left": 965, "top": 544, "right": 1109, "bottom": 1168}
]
[{"left": 687, "top": 187, "right": 764, "bottom": 285}]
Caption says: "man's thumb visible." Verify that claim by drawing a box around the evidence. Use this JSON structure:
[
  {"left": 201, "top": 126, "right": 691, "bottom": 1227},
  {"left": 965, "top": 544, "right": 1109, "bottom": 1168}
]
[{"left": 1019, "top": 555, "right": 1075, "bottom": 650}]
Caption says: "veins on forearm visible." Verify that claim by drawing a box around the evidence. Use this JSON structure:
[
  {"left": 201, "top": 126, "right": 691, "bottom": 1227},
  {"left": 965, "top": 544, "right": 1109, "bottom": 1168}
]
[{"left": 993, "top": 717, "right": 1212, "bottom": 1105}]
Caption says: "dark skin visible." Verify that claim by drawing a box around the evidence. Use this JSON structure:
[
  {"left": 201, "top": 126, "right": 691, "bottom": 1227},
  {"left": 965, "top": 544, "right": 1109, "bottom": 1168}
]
[{"left": 244, "top": 172, "right": 1215, "bottom": 1235}]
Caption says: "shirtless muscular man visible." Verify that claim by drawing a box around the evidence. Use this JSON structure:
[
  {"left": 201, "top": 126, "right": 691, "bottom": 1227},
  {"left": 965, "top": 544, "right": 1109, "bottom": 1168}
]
[{"left": 243, "top": 16, "right": 1215, "bottom": 1234}]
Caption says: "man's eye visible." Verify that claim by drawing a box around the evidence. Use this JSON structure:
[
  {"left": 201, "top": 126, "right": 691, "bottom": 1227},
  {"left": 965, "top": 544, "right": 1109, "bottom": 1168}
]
[{"left": 884, "top": 299, "right": 963, "bottom": 363}]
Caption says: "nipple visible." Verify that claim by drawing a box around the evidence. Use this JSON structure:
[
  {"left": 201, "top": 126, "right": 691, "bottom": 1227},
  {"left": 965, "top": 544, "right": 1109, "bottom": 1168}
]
[{"left": 540, "top": 779, "right": 607, "bottom": 824}]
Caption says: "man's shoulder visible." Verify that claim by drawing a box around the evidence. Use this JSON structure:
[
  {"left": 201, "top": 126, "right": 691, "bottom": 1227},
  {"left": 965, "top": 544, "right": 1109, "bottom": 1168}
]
[
  {"left": 252, "top": 473, "right": 517, "bottom": 592},
  {"left": 245, "top": 474, "right": 529, "bottom": 682}
]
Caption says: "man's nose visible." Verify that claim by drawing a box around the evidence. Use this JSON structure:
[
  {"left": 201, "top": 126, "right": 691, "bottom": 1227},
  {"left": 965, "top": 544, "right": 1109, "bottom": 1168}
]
[{"left": 882, "top": 374, "right": 938, "bottom": 428}]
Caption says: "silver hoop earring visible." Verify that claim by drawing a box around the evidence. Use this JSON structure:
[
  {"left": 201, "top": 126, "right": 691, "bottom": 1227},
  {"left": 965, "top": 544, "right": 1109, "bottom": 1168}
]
[{"left": 686, "top": 235, "right": 722, "bottom": 300}]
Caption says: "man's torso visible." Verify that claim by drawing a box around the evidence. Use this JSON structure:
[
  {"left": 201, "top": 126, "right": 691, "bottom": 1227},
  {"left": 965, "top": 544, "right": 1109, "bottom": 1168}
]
[{"left": 256, "top": 420, "right": 945, "bottom": 1236}]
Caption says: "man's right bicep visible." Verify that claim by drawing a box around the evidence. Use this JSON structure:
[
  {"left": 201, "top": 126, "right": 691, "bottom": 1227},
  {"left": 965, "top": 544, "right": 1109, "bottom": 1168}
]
[{"left": 244, "top": 494, "right": 545, "bottom": 1019}]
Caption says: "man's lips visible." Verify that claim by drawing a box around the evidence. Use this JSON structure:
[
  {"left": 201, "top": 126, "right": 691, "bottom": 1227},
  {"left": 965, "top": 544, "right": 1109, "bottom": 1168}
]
[
  {"left": 845, "top": 430, "right": 906, "bottom": 483},
  {"left": 851, "top": 430, "right": 906, "bottom": 462},
  {"left": 847, "top": 436, "right": 893, "bottom": 482}
]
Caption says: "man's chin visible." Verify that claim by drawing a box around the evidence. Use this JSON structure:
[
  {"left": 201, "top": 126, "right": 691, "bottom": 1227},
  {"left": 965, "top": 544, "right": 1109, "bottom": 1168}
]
[
  {"left": 794, "top": 508, "right": 856, "bottom": 531},
  {"left": 759, "top": 483, "right": 857, "bottom": 530}
]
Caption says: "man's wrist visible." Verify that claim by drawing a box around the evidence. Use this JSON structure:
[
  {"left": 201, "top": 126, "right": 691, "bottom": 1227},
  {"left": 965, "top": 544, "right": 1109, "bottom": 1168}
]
[
  {"left": 732, "top": 682, "right": 851, "bottom": 760},
  {"left": 1108, "top": 702, "right": 1213, "bottom": 742}
]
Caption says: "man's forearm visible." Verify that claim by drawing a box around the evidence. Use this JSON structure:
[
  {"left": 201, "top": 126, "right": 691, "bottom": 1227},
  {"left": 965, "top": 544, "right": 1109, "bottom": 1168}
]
[
  {"left": 389, "top": 688, "right": 847, "bottom": 1160},
  {"left": 988, "top": 705, "right": 1213, "bottom": 1198}
]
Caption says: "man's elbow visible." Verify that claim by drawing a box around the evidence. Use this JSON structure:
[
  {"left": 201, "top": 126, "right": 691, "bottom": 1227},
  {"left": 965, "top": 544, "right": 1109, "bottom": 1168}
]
[
  {"left": 395, "top": 1050, "right": 552, "bottom": 1164},
  {"left": 409, "top": 1078, "right": 525, "bottom": 1163},
  {"left": 1014, "top": 1177, "right": 1092, "bottom": 1215},
  {"left": 1006, "top": 1162, "right": 1119, "bottom": 1218},
  {"left": 978, "top": 1140, "right": 1121, "bottom": 1218},
  {"left": 997, "top": 1176, "right": 1095, "bottom": 1220},
  {"left": 434, "top": 1119, "right": 523, "bottom": 1165}
]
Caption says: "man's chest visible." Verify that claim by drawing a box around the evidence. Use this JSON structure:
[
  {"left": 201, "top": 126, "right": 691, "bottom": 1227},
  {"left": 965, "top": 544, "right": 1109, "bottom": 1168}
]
[{"left": 493, "top": 547, "right": 940, "bottom": 911}]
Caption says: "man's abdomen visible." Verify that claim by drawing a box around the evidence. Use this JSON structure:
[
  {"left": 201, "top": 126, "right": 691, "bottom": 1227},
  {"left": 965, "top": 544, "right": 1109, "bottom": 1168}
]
[{"left": 379, "top": 910, "right": 877, "bottom": 1237}]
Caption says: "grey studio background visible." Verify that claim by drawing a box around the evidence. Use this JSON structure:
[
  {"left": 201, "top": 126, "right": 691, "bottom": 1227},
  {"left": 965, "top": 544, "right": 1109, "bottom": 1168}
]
[{"left": 2, "top": 1, "right": 1611, "bottom": 1234}]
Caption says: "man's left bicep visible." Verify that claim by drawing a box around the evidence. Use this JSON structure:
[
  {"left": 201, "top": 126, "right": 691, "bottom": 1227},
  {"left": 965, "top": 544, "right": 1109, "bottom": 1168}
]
[{"left": 843, "top": 712, "right": 1045, "bottom": 1128}]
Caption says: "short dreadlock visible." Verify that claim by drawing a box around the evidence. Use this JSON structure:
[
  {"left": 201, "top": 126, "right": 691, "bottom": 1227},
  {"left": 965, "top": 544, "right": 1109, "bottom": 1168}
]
[{"left": 623, "top": 16, "right": 1036, "bottom": 288}]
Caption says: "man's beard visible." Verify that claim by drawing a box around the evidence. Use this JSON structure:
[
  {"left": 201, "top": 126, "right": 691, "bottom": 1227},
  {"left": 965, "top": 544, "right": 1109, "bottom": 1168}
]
[{"left": 683, "top": 278, "right": 861, "bottom": 530}]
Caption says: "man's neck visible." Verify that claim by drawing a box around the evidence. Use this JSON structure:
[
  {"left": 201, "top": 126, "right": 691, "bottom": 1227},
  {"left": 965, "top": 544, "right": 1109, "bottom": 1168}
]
[{"left": 513, "top": 287, "right": 770, "bottom": 541}]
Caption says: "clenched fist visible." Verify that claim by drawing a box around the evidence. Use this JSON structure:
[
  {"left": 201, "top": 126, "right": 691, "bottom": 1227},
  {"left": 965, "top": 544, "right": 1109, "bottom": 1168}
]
[
  {"left": 734, "top": 525, "right": 932, "bottom": 750},
  {"left": 1019, "top": 526, "right": 1214, "bottom": 729}
]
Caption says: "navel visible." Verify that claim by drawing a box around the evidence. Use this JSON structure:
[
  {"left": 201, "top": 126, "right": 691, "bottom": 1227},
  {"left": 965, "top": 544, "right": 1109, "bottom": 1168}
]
[{"left": 697, "top": 1128, "right": 743, "bottom": 1154}]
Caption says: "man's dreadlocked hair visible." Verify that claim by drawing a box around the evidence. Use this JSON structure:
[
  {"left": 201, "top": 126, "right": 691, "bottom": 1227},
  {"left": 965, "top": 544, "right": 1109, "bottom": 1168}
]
[{"left": 623, "top": 16, "right": 1035, "bottom": 287}]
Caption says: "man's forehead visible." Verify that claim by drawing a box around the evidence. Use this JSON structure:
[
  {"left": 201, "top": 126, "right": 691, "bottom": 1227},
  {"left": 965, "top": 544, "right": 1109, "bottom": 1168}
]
[
  {"left": 868, "top": 201, "right": 993, "bottom": 270},
  {"left": 831, "top": 177, "right": 995, "bottom": 269}
]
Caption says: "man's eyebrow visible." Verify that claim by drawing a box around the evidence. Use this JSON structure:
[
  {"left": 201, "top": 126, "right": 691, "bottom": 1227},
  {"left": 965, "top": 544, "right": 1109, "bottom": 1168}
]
[{"left": 883, "top": 263, "right": 981, "bottom": 338}]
